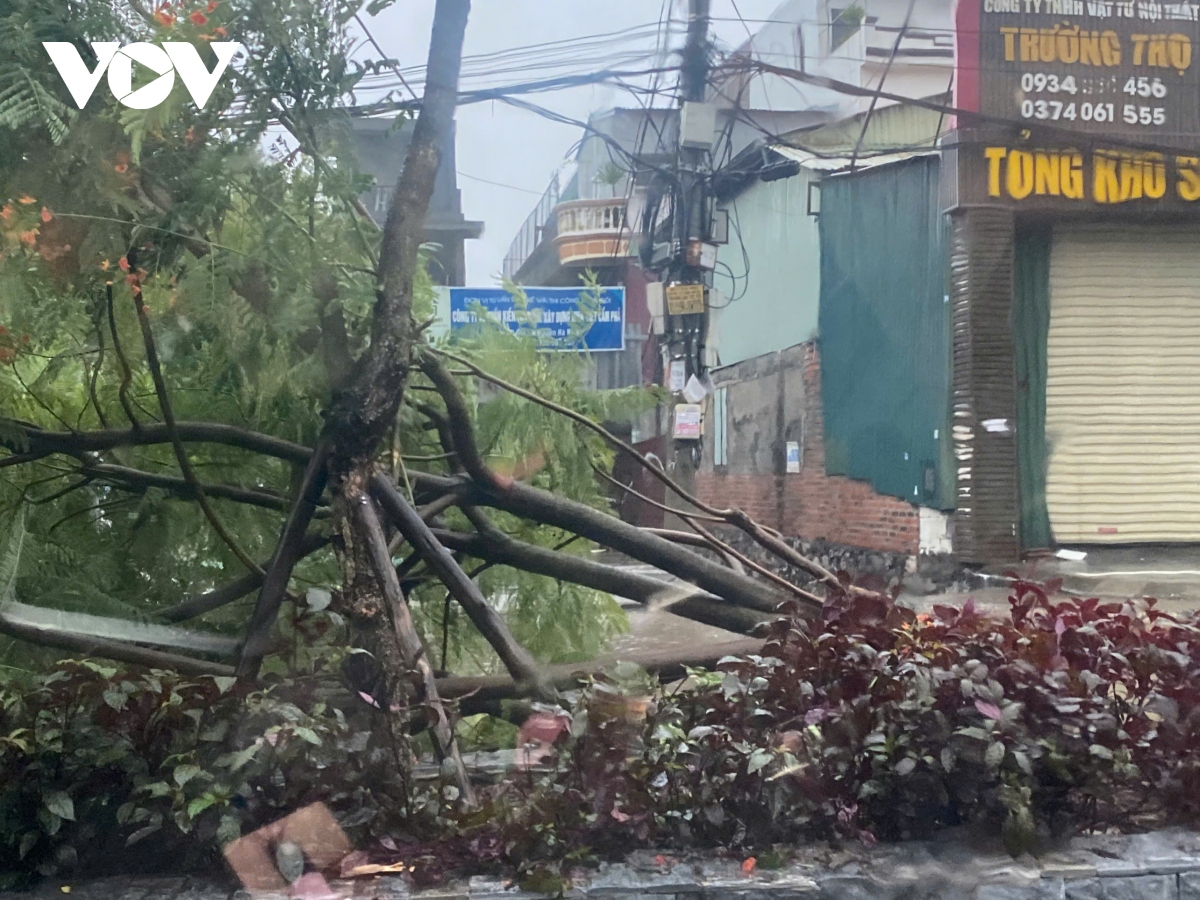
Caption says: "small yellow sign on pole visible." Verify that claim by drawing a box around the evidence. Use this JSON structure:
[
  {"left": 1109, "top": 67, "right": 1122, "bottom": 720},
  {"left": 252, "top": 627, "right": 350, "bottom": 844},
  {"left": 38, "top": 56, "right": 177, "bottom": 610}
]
[{"left": 665, "top": 283, "right": 705, "bottom": 315}]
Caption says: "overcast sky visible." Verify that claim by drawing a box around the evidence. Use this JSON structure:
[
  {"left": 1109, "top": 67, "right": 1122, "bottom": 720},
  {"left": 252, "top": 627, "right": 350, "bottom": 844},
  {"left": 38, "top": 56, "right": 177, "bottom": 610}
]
[{"left": 358, "top": 1, "right": 787, "bottom": 284}]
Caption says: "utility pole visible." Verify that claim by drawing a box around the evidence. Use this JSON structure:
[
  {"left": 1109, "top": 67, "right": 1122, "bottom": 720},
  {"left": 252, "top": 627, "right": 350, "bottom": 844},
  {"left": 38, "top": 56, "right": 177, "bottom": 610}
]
[
  {"left": 662, "top": 0, "right": 713, "bottom": 518},
  {"left": 678, "top": 0, "right": 712, "bottom": 261},
  {"left": 680, "top": 0, "right": 711, "bottom": 103}
]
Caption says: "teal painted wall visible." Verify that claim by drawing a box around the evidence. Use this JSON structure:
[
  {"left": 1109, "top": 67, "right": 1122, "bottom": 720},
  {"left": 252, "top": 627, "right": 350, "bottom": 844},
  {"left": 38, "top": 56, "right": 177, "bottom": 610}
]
[
  {"left": 712, "top": 168, "right": 821, "bottom": 366},
  {"left": 818, "top": 157, "right": 953, "bottom": 510}
]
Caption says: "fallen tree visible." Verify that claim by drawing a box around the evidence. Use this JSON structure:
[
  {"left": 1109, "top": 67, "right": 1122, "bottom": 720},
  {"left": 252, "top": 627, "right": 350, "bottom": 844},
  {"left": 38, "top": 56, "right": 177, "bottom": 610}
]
[{"left": 0, "top": 0, "right": 858, "bottom": 805}]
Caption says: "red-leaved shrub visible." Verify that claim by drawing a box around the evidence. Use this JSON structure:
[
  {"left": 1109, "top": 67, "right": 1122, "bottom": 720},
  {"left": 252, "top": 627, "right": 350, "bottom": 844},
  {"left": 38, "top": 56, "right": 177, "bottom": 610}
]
[{"left": 505, "top": 581, "right": 1200, "bottom": 859}]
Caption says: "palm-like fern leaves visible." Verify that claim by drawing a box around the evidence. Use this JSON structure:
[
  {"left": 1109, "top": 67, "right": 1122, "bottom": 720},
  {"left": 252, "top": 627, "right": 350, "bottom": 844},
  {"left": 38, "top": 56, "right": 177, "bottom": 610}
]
[{"left": 0, "top": 64, "right": 72, "bottom": 144}]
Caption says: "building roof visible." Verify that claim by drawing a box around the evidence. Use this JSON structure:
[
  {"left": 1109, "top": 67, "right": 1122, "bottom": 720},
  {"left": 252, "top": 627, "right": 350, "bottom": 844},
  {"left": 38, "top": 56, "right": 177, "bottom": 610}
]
[
  {"left": 350, "top": 115, "right": 482, "bottom": 235},
  {"left": 713, "top": 94, "right": 946, "bottom": 197},
  {"left": 769, "top": 143, "right": 939, "bottom": 174}
]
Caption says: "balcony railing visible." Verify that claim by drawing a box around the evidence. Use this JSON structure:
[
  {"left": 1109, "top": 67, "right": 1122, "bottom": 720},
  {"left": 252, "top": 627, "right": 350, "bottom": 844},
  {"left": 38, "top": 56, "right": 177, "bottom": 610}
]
[
  {"left": 553, "top": 198, "right": 633, "bottom": 267},
  {"left": 554, "top": 198, "right": 628, "bottom": 236}
]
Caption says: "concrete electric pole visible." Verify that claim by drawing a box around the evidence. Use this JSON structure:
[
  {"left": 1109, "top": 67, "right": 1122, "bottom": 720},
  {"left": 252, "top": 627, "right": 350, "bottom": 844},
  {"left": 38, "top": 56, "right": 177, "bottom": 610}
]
[{"left": 662, "top": 0, "right": 715, "bottom": 513}]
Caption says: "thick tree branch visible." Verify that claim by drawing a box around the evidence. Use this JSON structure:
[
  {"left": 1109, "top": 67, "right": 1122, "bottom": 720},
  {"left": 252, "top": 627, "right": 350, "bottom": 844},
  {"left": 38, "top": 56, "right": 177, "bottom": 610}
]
[
  {"left": 427, "top": 348, "right": 860, "bottom": 596},
  {"left": 80, "top": 461, "right": 314, "bottom": 515},
  {"left": 416, "top": 357, "right": 506, "bottom": 490},
  {"left": 0, "top": 611, "right": 234, "bottom": 677},
  {"left": 237, "top": 440, "right": 332, "bottom": 677},
  {"left": 664, "top": 596, "right": 771, "bottom": 635},
  {"left": 410, "top": 357, "right": 804, "bottom": 614},
  {"left": 349, "top": 489, "right": 474, "bottom": 804},
  {"left": 436, "top": 636, "right": 765, "bottom": 712},
  {"left": 414, "top": 402, "right": 459, "bottom": 473},
  {"left": 428, "top": 347, "right": 723, "bottom": 514},
  {"left": 0, "top": 453, "right": 47, "bottom": 470},
  {"left": 160, "top": 571, "right": 261, "bottom": 625},
  {"left": 5, "top": 422, "right": 312, "bottom": 465},
  {"left": 430, "top": 526, "right": 668, "bottom": 603},
  {"left": 371, "top": 473, "right": 543, "bottom": 687},
  {"left": 431, "top": 525, "right": 771, "bottom": 635},
  {"left": 387, "top": 485, "right": 472, "bottom": 555},
  {"left": 409, "top": 471, "right": 806, "bottom": 616}
]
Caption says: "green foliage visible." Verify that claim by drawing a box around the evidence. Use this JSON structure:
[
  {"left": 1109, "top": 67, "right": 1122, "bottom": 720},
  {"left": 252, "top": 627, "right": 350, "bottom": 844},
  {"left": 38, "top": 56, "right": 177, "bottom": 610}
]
[
  {"left": 0, "top": 656, "right": 447, "bottom": 885},
  {"left": 0, "top": 63, "right": 71, "bottom": 145},
  {"left": 0, "top": 0, "right": 120, "bottom": 145},
  {"left": 0, "top": 0, "right": 649, "bottom": 682},
  {"left": 0, "top": 506, "right": 24, "bottom": 605}
]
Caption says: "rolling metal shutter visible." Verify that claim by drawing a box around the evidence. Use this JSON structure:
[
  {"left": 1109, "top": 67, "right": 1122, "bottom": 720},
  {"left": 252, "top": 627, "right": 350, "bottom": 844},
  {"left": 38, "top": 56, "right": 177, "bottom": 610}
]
[{"left": 1046, "top": 224, "right": 1200, "bottom": 543}]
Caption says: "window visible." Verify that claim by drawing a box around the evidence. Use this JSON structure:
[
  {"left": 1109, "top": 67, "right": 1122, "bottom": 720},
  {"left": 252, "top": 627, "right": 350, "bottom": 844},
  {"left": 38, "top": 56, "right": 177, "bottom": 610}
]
[
  {"left": 829, "top": 4, "right": 864, "bottom": 52},
  {"left": 713, "top": 387, "right": 728, "bottom": 467}
]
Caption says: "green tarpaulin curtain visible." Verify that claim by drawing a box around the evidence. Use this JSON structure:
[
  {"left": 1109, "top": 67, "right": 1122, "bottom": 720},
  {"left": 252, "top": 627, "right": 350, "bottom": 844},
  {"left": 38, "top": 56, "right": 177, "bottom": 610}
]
[{"left": 818, "top": 157, "right": 953, "bottom": 509}]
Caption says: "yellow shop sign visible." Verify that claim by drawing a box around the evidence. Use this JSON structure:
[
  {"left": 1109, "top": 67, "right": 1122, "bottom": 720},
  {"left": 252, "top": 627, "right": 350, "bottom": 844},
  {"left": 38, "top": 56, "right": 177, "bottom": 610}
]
[{"left": 984, "top": 146, "right": 1200, "bottom": 203}]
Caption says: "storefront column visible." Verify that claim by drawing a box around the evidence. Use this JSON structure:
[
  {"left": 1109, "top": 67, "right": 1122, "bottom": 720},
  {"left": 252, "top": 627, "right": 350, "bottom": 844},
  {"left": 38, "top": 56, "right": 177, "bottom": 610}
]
[{"left": 949, "top": 206, "right": 1019, "bottom": 563}]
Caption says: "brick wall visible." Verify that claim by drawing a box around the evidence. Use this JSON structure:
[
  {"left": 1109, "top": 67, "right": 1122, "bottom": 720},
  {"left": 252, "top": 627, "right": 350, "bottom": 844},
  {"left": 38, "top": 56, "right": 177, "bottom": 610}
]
[{"left": 695, "top": 343, "right": 920, "bottom": 555}]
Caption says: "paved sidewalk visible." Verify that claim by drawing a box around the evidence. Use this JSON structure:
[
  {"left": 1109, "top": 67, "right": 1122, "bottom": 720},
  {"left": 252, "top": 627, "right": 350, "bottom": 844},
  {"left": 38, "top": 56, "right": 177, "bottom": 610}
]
[{"left": 17, "top": 829, "right": 1200, "bottom": 899}]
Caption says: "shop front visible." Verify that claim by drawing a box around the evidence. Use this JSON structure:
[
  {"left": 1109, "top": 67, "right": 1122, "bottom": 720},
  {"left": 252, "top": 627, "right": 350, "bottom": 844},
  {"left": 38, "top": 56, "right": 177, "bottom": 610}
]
[{"left": 948, "top": 0, "right": 1200, "bottom": 561}]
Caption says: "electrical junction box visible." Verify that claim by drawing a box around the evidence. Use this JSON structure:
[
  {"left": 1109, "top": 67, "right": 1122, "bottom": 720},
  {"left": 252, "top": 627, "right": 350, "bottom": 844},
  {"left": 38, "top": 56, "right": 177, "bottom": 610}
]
[
  {"left": 680, "top": 101, "right": 716, "bottom": 150},
  {"left": 686, "top": 240, "right": 718, "bottom": 270},
  {"left": 645, "top": 282, "right": 665, "bottom": 335}
]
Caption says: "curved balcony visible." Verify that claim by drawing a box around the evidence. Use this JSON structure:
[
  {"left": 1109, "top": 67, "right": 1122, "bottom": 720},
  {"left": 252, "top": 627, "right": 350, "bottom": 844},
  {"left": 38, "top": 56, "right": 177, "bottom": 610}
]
[{"left": 553, "top": 198, "right": 633, "bottom": 267}]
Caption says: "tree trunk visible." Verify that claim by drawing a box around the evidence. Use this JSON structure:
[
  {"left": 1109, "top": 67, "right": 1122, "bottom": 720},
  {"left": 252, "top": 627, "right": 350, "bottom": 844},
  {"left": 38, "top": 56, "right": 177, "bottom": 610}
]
[
  {"left": 232, "top": 0, "right": 474, "bottom": 791},
  {"left": 339, "top": 478, "right": 474, "bottom": 803}
]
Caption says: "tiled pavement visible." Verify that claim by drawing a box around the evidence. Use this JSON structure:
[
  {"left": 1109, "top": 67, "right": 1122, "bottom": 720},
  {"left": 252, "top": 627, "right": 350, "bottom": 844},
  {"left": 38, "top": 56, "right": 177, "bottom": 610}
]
[{"left": 17, "top": 830, "right": 1200, "bottom": 899}]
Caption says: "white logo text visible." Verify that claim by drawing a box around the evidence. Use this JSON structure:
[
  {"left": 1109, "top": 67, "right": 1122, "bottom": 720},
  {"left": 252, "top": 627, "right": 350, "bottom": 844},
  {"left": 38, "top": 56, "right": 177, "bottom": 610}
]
[{"left": 43, "top": 41, "right": 241, "bottom": 110}]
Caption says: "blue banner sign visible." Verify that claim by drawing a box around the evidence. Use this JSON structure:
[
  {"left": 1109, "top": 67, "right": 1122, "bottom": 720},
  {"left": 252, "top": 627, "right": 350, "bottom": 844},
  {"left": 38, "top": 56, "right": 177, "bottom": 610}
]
[{"left": 448, "top": 287, "right": 625, "bottom": 352}]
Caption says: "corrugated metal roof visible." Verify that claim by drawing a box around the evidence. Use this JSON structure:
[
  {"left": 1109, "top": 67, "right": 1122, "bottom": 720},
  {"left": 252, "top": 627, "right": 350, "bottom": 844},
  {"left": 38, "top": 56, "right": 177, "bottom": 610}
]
[
  {"left": 769, "top": 144, "right": 939, "bottom": 173},
  {"left": 767, "top": 96, "right": 947, "bottom": 175},
  {"left": 790, "top": 100, "right": 947, "bottom": 153}
]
